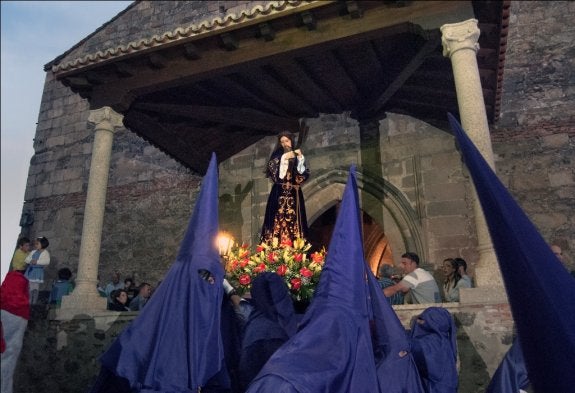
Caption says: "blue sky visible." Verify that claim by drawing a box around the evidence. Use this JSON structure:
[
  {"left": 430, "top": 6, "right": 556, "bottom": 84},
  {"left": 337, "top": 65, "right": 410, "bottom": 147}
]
[{"left": 1, "top": 1, "right": 132, "bottom": 280}]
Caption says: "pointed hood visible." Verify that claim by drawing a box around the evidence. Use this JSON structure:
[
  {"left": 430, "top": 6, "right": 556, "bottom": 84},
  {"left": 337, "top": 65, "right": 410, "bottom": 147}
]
[
  {"left": 95, "top": 153, "right": 225, "bottom": 392},
  {"left": 366, "top": 271, "right": 425, "bottom": 393},
  {"left": 448, "top": 113, "right": 575, "bottom": 392},
  {"left": 247, "top": 166, "right": 379, "bottom": 392}
]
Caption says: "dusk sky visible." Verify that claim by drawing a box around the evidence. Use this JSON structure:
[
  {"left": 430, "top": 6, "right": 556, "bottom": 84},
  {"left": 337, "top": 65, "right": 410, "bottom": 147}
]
[{"left": 1, "top": 1, "right": 132, "bottom": 280}]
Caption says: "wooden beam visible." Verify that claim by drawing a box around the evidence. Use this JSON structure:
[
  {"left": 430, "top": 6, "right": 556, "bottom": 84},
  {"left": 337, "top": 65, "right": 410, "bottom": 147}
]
[
  {"left": 220, "top": 33, "right": 239, "bottom": 51},
  {"left": 183, "top": 43, "right": 201, "bottom": 60},
  {"left": 124, "top": 111, "right": 200, "bottom": 171},
  {"left": 113, "top": 61, "right": 135, "bottom": 78},
  {"left": 299, "top": 11, "right": 317, "bottom": 31},
  {"left": 257, "top": 23, "right": 275, "bottom": 42},
  {"left": 132, "top": 103, "right": 300, "bottom": 132},
  {"left": 355, "top": 31, "right": 440, "bottom": 119},
  {"left": 267, "top": 59, "right": 342, "bottom": 113},
  {"left": 148, "top": 53, "right": 167, "bottom": 69},
  {"left": 239, "top": 67, "right": 317, "bottom": 117},
  {"left": 215, "top": 75, "right": 289, "bottom": 116}
]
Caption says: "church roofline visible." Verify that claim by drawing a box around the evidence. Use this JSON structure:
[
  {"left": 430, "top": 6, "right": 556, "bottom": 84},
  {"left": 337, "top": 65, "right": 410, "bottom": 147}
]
[{"left": 49, "top": 0, "right": 322, "bottom": 74}]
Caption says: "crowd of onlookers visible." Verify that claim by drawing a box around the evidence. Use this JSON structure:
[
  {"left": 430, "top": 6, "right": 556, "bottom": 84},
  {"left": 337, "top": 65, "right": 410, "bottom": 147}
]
[
  {"left": 379, "top": 252, "right": 472, "bottom": 305},
  {"left": 96, "top": 271, "right": 154, "bottom": 311}
]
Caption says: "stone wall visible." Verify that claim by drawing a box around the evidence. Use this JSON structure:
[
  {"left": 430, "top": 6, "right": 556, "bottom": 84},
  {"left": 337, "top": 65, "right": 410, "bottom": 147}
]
[{"left": 491, "top": 0, "right": 575, "bottom": 271}]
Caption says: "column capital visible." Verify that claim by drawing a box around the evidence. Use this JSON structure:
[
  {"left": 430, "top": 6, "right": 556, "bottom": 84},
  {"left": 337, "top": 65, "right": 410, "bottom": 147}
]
[
  {"left": 88, "top": 106, "right": 124, "bottom": 132},
  {"left": 440, "top": 19, "right": 480, "bottom": 59}
]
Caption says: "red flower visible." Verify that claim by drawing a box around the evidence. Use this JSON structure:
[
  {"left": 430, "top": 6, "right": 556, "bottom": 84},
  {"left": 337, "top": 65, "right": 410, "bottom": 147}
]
[
  {"left": 239, "top": 249, "right": 249, "bottom": 259},
  {"left": 311, "top": 252, "right": 324, "bottom": 263},
  {"left": 256, "top": 245, "right": 265, "bottom": 253},
  {"left": 229, "top": 260, "right": 238, "bottom": 270},
  {"left": 267, "top": 252, "right": 277, "bottom": 263},
  {"left": 239, "top": 274, "right": 251, "bottom": 286},
  {"left": 277, "top": 264, "right": 288, "bottom": 276},
  {"left": 280, "top": 238, "right": 293, "bottom": 248},
  {"left": 254, "top": 263, "right": 266, "bottom": 274},
  {"left": 300, "top": 267, "right": 313, "bottom": 278},
  {"left": 294, "top": 253, "right": 303, "bottom": 262},
  {"left": 240, "top": 258, "right": 249, "bottom": 268},
  {"left": 290, "top": 277, "right": 302, "bottom": 291}
]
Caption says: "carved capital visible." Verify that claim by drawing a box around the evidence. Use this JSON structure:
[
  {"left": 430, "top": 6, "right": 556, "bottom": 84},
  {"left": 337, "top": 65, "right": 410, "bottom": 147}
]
[
  {"left": 440, "top": 19, "right": 480, "bottom": 58},
  {"left": 88, "top": 106, "right": 124, "bottom": 133}
]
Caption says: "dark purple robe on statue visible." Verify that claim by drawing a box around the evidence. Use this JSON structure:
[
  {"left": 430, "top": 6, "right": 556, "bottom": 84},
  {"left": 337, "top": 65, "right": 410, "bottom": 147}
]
[
  {"left": 260, "top": 148, "right": 309, "bottom": 243},
  {"left": 448, "top": 113, "right": 575, "bottom": 393},
  {"left": 90, "top": 153, "right": 227, "bottom": 392}
]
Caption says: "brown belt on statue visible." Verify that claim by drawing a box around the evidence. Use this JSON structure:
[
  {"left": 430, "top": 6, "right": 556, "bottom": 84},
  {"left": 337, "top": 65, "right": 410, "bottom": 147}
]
[{"left": 282, "top": 182, "right": 300, "bottom": 191}]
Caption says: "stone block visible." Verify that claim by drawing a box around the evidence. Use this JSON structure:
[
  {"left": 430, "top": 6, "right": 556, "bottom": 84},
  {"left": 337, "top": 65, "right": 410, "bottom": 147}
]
[
  {"left": 427, "top": 216, "right": 468, "bottom": 236},
  {"left": 427, "top": 200, "right": 468, "bottom": 217},
  {"left": 549, "top": 170, "right": 574, "bottom": 187},
  {"left": 425, "top": 182, "right": 466, "bottom": 201},
  {"left": 510, "top": 170, "right": 549, "bottom": 190}
]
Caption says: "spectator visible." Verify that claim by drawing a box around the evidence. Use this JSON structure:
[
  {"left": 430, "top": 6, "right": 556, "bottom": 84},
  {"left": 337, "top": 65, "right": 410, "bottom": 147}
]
[
  {"left": 108, "top": 289, "right": 130, "bottom": 311},
  {"left": 1, "top": 271, "right": 30, "bottom": 393},
  {"left": 378, "top": 264, "right": 404, "bottom": 305},
  {"left": 24, "top": 236, "right": 51, "bottom": 304},
  {"left": 10, "top": 237, "right": 30, "bottom": 273},
  {"left": 442, "top": 258, "right": 462, "bottom": 302},
  {"left": 454, "top": 257, "right": 473, "bottom": 288},
  {"left": 123, "top": 277, "right": 137, "bottom": 302},
  {"left": 383, "top": 252, "right": 441, "bottom": 304},
  {"left": 49, "top": 268, "right": 75, "bottom": 307},
  {"left": 129, "top": 283, "right": 152, "bottom": 311},
  {"left": 104, "top": 272, "right": 123, "bottom": 305},
  {"left": 551, "top": 243, "right": 575, "bottom": 278},
  {"left": 410, "top": 307, "right": 458, "bottom": 393},
  {"left": 551, "top": 244, "right": 564, "bottom": 263},
  {"left": 96, "top": 276, "right": 107, "bottom": 298}
]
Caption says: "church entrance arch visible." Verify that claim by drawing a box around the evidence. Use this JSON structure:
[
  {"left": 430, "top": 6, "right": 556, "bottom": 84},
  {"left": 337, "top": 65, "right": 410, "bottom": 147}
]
[{"left": 303, "top": 167, "right": 425, "bottom": 276}]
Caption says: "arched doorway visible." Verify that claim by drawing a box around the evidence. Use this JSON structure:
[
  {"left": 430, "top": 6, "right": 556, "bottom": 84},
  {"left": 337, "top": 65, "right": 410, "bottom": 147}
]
[{"left": 308, "top": 204, "right": 395, "bottom": 278}]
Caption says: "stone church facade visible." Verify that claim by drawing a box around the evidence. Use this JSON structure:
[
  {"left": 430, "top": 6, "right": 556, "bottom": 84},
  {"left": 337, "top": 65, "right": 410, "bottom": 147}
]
[{"left": 12, "top": 1, "right": 574, "bottom": 392}]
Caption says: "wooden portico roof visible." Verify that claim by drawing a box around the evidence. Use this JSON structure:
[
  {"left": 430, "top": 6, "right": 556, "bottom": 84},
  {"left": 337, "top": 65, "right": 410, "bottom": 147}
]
[{"left": 49, "top": 0, "right": 510, "bottom": 174}]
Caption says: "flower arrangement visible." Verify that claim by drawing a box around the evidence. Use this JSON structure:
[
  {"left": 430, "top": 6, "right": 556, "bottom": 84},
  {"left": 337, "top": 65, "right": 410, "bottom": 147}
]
[{"left": 224, "top": 237, "right": 326, "bottom": 302}]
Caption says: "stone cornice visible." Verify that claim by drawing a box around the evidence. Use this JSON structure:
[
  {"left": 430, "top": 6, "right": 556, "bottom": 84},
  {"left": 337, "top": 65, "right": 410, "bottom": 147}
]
[{"left": 51, "top": 0, "right": 323, "bottom": 75}]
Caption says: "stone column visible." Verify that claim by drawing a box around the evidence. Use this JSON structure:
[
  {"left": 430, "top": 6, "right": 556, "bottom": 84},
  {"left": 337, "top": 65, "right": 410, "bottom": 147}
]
[
  {"left": 359, "top": 118, "right": 385, "bottom": 276},
  {"left": 441, "top": 19, "right": 504, "bottom": 291},
  {"left": 58, "top": 107, "right": 124, "bottom": 319}
]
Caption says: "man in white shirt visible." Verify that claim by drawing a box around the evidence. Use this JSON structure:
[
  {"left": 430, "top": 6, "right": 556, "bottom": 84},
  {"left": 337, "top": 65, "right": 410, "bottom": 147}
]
[{"left": 383, "top": 252, "right": 441, "bottom": 304}]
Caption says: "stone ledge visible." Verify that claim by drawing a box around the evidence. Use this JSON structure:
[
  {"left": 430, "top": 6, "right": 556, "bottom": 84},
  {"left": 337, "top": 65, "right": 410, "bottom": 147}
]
[{"left": 459, "top": 286, "right": 508, "bottom": 305}]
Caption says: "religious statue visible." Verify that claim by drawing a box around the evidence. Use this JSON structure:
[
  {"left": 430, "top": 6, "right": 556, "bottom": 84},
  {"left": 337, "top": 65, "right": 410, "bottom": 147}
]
[{"left": 260, "top": 131, "right": 310, "bottom": 244}]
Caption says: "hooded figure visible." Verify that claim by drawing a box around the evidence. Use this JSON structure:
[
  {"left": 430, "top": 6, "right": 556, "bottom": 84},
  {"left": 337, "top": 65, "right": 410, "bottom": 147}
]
[
  {"left": 448, "top": 113, "right": 575, "bottom": 392},
  {"left": 410, "top": 307, "right": 458, "bottom": 393},
  {"left": 239, "top": 272, "right": 297, "bottom": 389},
  {"left": 246, "top": 167, "right": 383, "bottom": 392},
  {"left": 1, "top": 271, "right": 30, "bottom": 393},
  {"left": 91, "top": 153, "right": 227, "bottom": 392},
  {"left": 367, "top": 269, "right": 425, "bottom": 393},
  {"left": 486, "top": 336, "right": 530, "bottom": 393}
]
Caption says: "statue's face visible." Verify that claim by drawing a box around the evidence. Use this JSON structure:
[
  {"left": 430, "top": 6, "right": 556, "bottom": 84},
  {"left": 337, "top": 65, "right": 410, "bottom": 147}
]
[{"left": 280, "top": 136, "right": 292, "bottom": 151}]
